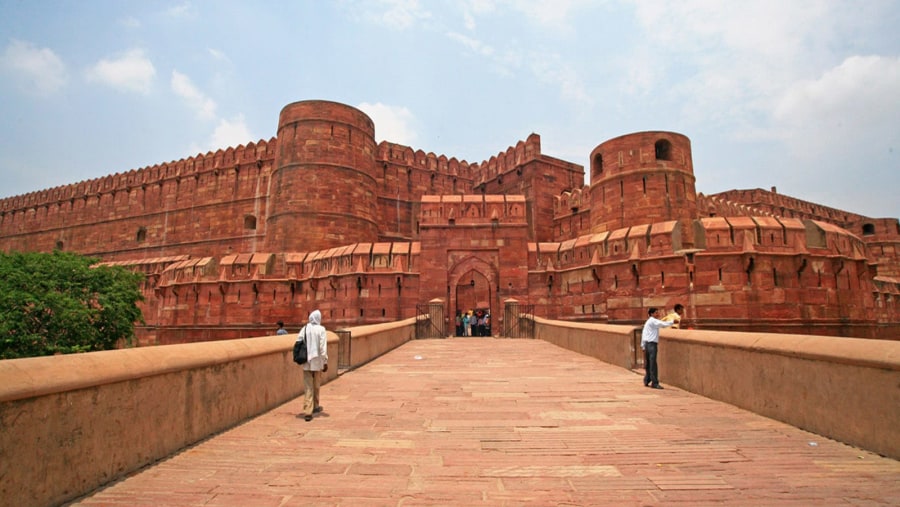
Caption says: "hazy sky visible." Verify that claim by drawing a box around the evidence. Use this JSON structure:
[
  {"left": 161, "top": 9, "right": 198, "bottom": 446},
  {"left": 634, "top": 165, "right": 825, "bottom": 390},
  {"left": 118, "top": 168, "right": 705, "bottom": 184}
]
[{"left": 1, "top": 1, "right": 898, "bottom": 219}]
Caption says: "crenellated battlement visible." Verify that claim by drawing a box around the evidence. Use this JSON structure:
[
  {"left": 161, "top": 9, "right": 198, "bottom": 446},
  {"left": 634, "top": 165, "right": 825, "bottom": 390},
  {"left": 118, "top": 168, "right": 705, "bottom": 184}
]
[
  {"left": 710, "top": 188, "right": 870, "bottom": 225},
  {"left": 471, "top": 133, "right": 543, "bottom": 184},
  {"left": 0, "top": 139, "right": 277, "bottom": 214},
  {"left": 376, "top": 141, "right": 476, "bottom": 180}
]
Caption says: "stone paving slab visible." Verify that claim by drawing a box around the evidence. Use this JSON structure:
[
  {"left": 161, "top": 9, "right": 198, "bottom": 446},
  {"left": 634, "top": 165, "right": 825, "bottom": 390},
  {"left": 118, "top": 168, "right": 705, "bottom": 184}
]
[{"left": 70, "top": 339, "right": 900, "bottom": 506}]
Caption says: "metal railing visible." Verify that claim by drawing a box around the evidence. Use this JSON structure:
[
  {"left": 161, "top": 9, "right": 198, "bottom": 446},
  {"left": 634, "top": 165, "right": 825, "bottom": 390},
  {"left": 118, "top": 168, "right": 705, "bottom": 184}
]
[
  {"left": 504, "top": 304, "right": 535, "bottom": 338},
  {"left": 335, "top": 329, "right": 352, "bottom": 372},
  {"left": 415, "top": 304, "right": 446, "bottom": 339}
]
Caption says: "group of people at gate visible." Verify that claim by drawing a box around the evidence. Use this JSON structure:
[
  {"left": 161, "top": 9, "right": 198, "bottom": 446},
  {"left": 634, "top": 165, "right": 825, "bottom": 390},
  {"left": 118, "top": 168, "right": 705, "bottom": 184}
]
[{"left": 455, "top": 309, "right": 490, "bottom": 337}]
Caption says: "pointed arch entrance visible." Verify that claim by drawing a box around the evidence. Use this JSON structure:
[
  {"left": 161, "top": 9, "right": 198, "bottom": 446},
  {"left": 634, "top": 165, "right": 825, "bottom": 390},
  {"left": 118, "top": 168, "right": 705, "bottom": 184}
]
[{"left": 448, "top": 255, "right": 497, "bottom": 337}]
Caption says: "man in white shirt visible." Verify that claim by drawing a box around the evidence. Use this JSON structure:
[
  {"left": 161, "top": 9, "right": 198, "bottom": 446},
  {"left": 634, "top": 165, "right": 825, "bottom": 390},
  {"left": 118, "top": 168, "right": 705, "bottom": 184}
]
[
  {"left": 299, "top": 310, "right": 328, "bottom": 421},
  {"left": 641, "top": 307, "right": 675, "bottom": 389}
]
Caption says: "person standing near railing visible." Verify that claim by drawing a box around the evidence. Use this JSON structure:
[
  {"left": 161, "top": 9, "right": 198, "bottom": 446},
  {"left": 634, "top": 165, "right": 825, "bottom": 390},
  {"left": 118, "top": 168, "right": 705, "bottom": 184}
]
[{"left": 641, "top": 307, "right": 675, "bottom": 389}]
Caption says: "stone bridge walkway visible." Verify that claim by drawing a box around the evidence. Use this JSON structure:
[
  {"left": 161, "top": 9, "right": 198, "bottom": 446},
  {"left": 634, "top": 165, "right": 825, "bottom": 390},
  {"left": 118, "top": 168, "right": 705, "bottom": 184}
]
[{"left": 70, "top": 339, "right": 899, "bottom": 506}]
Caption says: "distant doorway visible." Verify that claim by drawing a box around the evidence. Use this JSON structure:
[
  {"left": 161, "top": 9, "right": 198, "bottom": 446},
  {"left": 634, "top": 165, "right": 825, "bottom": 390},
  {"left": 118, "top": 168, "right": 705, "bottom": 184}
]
[{"left": 455, "top": 270, "right": 492, "bottom": 336}]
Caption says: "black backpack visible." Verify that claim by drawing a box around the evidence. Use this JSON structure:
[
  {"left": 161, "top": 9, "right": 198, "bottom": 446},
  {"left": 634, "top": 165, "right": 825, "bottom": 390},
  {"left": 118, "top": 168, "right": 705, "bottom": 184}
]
[{"left": 292, "top": 326, "right": 308, "bottom": 365}]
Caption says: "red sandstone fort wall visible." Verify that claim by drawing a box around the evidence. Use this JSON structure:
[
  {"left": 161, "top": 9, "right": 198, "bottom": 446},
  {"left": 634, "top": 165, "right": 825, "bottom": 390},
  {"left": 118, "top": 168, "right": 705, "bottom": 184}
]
[
  {"left": 2, "top": 100, "right": 898, "bottom": 342},
  {"left": 0, "top": 140, "right": 277, "bottom": 261}
]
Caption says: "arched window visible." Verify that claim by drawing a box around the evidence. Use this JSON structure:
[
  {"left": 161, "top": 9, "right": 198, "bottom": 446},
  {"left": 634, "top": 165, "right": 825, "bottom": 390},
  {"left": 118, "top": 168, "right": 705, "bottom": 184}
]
[
  {"left": 862, "top": 223, "right": 875, "bottom": 236},
  {"left": 244, "top": 215, "right": 257, "bottom": 230},
  {"left": 655, "top": 139, "right": 672, "bottom": 161},
  {"left": 136, "top": 227, "right": 147, "bottom": 243}
]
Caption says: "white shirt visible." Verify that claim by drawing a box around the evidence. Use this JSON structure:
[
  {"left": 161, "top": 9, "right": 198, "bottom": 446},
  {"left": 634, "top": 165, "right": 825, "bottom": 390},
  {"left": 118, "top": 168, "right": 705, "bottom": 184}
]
[
  {"left": 641, "top": 316, "right": 674, "bottom": 348},
  {"left": 299, "top": 310, "right": 328, "bottom": 371}
]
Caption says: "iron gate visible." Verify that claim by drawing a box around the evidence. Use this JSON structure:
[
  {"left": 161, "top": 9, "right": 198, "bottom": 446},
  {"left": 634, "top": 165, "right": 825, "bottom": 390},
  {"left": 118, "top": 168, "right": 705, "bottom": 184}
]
[
  {"left": 415, "top": 304, "right": 447, "bottom": 339},
  {"left": 504, "top": 304, "right": 535, "bottom": 338},
  {"left": 335, "top": 329, "right": 352, "bottom": 372}
]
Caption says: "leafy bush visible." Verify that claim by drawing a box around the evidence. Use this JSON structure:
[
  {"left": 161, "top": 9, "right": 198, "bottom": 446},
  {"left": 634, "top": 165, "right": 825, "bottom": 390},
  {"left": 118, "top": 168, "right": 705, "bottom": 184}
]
[{"left": 0, "top": 251, "right": 144, "bottom": 359}]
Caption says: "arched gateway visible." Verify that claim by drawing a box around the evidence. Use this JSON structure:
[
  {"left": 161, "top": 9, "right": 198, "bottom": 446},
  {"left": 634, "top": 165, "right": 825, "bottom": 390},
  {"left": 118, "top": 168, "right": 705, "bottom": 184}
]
[{"left": 449, "top": 255, "right": 497, "bottom": 336}]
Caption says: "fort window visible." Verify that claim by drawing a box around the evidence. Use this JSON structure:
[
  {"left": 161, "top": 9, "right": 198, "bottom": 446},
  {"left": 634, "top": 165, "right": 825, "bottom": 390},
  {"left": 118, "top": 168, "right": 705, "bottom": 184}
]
[
  {"left": 655, "top": 140, "right": 672, "bottom": 161},
  {"left": 243, "top": 215, "right": 257, "bottom": 230},
  {"left": 862, "top": 223, "right": 875, "bottom": 236},
  {"left": 592, "top": 153, "right": 603, "bottom": 179},
  {"left": 642, "top": 176, "right": 647, "bottom": 195},
  {"left": 136, "top": 227, "right": 147, "bottom": 243},
  {"left": 55, "top": 241, "right": 64, "bottom": 250}
]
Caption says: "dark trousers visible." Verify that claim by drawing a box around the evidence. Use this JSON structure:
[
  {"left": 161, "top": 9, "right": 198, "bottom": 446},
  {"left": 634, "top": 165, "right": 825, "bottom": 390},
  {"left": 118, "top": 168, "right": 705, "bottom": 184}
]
[{"left": 643, "top": 342, "right": 659, "bottom": 387}]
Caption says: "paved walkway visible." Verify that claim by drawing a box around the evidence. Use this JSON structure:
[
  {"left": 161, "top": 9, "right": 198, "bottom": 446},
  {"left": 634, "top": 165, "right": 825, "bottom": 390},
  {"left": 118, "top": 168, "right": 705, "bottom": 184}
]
[{"left": 72, "top": 339, "right": 899, "bottom": 506}]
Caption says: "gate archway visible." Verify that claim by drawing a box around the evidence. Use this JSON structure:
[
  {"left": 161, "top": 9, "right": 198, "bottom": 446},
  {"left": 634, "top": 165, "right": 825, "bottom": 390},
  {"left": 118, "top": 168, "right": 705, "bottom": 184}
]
[{"left": 448, "top": 255, "right": 498, "bottom": 336}]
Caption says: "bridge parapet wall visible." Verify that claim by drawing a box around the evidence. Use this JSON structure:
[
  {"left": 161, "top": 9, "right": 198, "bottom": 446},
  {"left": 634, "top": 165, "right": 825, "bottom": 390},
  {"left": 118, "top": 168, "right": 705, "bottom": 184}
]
[
  {"left": 0, "top": 318, "right": 416, "bottom": 507},
  {"left": 531, "top": 316, "right": 900, "bottom": 460}
]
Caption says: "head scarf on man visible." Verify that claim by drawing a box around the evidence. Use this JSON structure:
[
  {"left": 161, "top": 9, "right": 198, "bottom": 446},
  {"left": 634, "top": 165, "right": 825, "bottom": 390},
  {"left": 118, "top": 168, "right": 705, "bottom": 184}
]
[{"left": 303, "top": 309, "right": 326, "bottom": 368}]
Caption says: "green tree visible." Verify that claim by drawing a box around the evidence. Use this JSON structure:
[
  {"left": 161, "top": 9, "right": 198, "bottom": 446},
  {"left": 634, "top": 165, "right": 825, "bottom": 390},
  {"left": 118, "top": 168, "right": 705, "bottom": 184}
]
[{"left": 0, "top": 251, "right": 144, "bottom": 359}]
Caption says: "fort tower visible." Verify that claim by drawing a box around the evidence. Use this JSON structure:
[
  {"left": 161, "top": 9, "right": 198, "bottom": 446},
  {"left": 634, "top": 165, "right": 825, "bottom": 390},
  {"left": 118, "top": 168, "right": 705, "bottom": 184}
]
[
  {"left": 589, "top": 131, "right": 697, "bottom": 233},
  {"left": 266, "top": 100, "right": 379, "bottom": 252}
]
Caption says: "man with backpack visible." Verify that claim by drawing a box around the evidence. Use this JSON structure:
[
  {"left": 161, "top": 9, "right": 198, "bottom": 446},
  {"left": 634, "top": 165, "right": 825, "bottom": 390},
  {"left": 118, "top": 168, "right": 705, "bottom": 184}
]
[{"left": 297, "top": 309, "right": 328, "bottom": 421}]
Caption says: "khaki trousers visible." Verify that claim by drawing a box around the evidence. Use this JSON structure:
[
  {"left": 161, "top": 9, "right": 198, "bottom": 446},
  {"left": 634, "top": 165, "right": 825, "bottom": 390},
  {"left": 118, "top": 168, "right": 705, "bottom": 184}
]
[{"left": 303, "top": 369, "right": 321, "bottom": 416}]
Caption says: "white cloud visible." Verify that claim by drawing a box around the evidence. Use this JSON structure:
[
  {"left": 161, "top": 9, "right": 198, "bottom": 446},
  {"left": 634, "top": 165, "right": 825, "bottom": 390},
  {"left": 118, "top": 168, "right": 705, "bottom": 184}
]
[
  {"left": 507, "top": 0, "right": 589, "bottom": 31},
  {"left": 119, "top": 16, "right": 141, "bottom": 29},
  {"left": 367, "top": 0, "right": 432, "bottom": 30},
  {"left": 0, "top": 39, "right": 67, "bottom": 96},
  {"left": 85, "top": 49, "right": 156, "bottom": 94},
  {"left": 461, "top": 0, "right": 496, "bottom": 30},
  {"left": 446, "top": 31, "right": 495, "bottom": 57},
  {"left": 773, "top": 55, "right": 900, "bottom": 160},
  {"left": 207, "top": 114, "right": 254, "bottom": 152},
  {"left": 164, "top": 1, "right": 198, "bottom": 20},
  {"left": 171, "top": 70, "right": 217, "bottom": 119},
  {"left": 208, "top": 48, "right": 229, "bottom": 63},
  {"left": 357, "top": 102, "right": 418, "bottom": 145},
  {"left": 530, "top": 53, "right": 593, "bottom": 107}
]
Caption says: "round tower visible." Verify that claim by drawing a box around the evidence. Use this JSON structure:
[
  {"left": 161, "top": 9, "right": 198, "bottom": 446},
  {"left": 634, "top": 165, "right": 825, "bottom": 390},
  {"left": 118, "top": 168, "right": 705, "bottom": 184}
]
[
  {"left": 588, "top": 131, "right": 697, "bottom": 233},
  {"left": 266, "top": 100, "right": 379, "bottom": 252}
]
